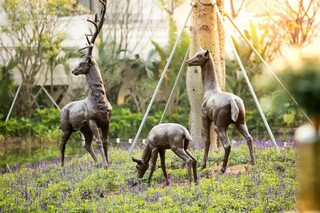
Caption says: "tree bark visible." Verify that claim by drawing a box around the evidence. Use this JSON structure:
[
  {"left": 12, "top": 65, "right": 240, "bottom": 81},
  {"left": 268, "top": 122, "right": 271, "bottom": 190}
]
[
  {"left": 211, "top": 0, "right": 226, "bottom": 149},
  {"left": 187, "top": 0, "right": 225, "bottom": 149}
]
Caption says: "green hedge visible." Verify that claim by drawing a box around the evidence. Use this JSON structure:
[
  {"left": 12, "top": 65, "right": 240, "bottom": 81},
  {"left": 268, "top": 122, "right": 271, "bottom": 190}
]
[{"left": 0, "top": 107, "right": 189, "bottom": 139}]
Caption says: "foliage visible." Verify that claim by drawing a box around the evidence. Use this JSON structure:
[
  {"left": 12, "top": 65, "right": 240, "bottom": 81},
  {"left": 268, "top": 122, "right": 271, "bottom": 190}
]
[
  {"left": 94, "top": 0, "right": 158, "bottom": 106},
  {"left": 0, "top": 108, "right": 60, "bottom": 139},
  {"left": 227, "top": 21, "right": 272, "bottom": 98},
  {"left": 0, "top": 60, "right": 16, "bottom": 116},
  {"left": 226, "top": 21, "right": 292, "bottom": 137},
  {"left": 274, "top": 49, "right": 320, "bottom": 127},
  {"left": 226, "top": 20, "right": 311, "bottom": 137},
  {"left": 46, "top": 0, "right": 90, "bottom": 16},
  {"left": 151, "top": 13, "right": 190, "bottom": 115},
  {"left": 0, "top": 102, "right": 298, "bottom": 144},
  {"left": 0, "top": 142, "right": 297, "bottom": 212},
  {"left": 226, "top": 0, "right": 320, "bottom": 133},
  {"left": 0, "top": 0, "right": 86, "bottom": 117},
  {"left": 97, "top": 107, "right": 189, "bottom": 139}
]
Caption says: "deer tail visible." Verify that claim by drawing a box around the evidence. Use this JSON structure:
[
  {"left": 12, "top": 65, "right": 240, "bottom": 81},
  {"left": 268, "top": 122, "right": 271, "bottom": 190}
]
[
  {"left": 183, "top": 128, "right": 193, "bottom": 141},
  {"left": 230, "top": 98, "right": 239, "bottom": 122}
]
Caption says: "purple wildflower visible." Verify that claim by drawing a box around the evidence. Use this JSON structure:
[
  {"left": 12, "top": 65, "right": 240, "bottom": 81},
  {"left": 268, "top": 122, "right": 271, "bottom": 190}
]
[
  {"left": 41, "top": 202, "right": 47, "bottom": 210},
  {"left": 22, "top": 187, "right": 29, "bottom": 201}
]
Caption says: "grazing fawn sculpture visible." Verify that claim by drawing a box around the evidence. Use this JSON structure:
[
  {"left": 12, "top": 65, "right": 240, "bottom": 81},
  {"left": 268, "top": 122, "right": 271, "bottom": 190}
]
[
  {"left": 59, "top": 0, "right": 112, "bottom": 169},
  {"left": 186, "top": 49, "right": 254, "bottom": 173},
  {"left": 132, "top": 123, "right": 198, "bottom": 185}
]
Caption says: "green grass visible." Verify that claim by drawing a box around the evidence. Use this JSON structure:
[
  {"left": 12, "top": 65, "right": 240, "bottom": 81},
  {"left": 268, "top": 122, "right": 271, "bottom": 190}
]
[{"left": 0, "top": 144, "right": 297, "bottom": 212}]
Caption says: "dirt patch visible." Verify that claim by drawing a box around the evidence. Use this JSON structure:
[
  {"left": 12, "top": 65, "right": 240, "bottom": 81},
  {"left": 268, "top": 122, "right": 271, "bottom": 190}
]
[{"left": 224, "top": 164, "right": 252, "bottom": 175}]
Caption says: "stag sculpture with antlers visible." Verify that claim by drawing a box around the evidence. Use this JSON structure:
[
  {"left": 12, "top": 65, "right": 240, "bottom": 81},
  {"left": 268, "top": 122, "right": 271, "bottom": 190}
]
[{"left": 59, "top": 0, "right": 112, "bottom": 169}]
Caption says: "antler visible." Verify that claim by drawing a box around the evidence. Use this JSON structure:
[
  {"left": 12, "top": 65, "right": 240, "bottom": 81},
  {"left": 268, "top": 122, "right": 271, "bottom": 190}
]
[{"left": 79, "top": 0, "right": 107, "bottom": 56}]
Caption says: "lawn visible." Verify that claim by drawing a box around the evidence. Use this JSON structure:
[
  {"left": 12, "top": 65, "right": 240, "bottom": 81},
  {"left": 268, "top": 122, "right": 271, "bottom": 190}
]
[{"left": 0, "top": 139, "right": 296, "bottom": 212}]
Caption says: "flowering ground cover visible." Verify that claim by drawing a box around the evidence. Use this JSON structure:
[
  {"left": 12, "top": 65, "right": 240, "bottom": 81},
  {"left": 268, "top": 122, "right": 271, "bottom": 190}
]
[{"left": 0, "top": 140, "right": 296, "bottom": 212}]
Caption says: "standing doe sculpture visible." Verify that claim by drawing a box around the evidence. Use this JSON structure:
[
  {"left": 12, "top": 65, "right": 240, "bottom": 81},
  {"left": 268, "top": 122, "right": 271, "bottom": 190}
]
[
  {"left": 59, "top": 0, "right": 112, "bottom": 169},
  {"left": 186, "top": 49, "right": 254, "bottom": 173},
  {"left": 132, "top": 123, "right": 198, "bottom": 185}
]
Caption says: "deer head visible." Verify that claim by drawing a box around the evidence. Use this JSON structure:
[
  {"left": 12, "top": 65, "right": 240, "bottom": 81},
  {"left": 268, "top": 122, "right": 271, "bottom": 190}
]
[
  {"left": 132, "top": 157, "right": 149, "bottom": 178},
  {"left": 72, "top": 57, "right": 93, "bottom": 76},
  {"left": 186, "top": 49, "right": 210, "bottom": 67},
  {"left": 72, "top": 0, "right": 107, "bottom": 76}
]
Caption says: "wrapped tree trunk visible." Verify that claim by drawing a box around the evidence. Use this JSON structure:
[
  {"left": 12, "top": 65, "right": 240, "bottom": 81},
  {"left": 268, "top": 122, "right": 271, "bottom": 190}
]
[
  {"left": 295, "top": 119, "right": 320, "bottom": 212},
  {"left": 186, "top": 0, "right": 225, "bottom": 149},
  {"left": 279, "top": 48, "right": 320, "bottom": 212}
]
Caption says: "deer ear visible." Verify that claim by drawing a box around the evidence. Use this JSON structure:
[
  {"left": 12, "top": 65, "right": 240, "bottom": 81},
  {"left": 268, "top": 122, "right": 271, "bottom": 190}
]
[
  {"left": 132, "top": 157, "right": 142, "bottom": 165},
  {"left": 204, "top": 50, "right": 209, "bottom": 58}
]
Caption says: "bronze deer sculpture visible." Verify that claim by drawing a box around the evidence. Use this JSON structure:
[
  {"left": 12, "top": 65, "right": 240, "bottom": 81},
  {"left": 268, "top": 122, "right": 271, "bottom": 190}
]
[
  {"left": 186, "top": 49, "right": 254, "bottom": 173},
  {"left": 132, "top": 123, "right": 198, "bottom": 185},
  {"left": 59, "top": 0, "right": 112, "bottom": 169}
]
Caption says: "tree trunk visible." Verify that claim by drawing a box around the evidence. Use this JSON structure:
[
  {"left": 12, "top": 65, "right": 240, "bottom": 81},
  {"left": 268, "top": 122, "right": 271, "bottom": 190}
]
[
  {"left": 18, "top": 82, "right": 34, "bottom": 117},
  {"left": 187, "top": 0, "right": 225, "bottom": 149},
  {"left": 211, "top": 0, "right": 226, "bottom": 149}
]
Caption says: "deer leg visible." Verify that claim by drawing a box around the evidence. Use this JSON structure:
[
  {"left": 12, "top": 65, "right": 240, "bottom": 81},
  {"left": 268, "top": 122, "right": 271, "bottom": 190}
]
[
  {"left": 214, "top": 126, "right": 231, "bottom": 173},
  {"left": 101, "top": 125, "right": 110, "bottom": 165},
  {"left": 236, "top": 123, "right": 255, "bottom": 165},
  {"left": 202, "top": 116, "right": 211, "bottom": 169},
  {"left": 184, "top": 139, "right": 198, "bottom": 183},
  {"left": 173, "top": 148, "right": 194, "bottom": 183},
  {"left": 185, "top": 149, "right": 198, "bottom": 183},
  {"left": 147, "top": 148, "right": 159, "bottom": 185},
  {"left": 88, "top": 120, "right": 108, "bottom": 169},
  {"left": 60, "top": 130, "right": 72, "bottom": 167},
  {"left": 159, "top": 150, "right": 169, "bottom": 185},
  {"left": 80, "top": 128, "right": 97, "bottom": 163}
]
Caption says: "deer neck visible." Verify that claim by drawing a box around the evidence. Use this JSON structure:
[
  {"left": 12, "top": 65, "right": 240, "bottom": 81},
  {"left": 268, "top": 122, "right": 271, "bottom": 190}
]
[
  {"left": 201, "top": 56, "right": 221, "bottom": 94},
  {"left": 87, "top": 66, "right": 105, "bottom": 95},
  {"left": 86, "top": 63, "right": 109, "bottom": 111},
  {"left": 141, "top": 143, "right": 152, "bottom": 164}
]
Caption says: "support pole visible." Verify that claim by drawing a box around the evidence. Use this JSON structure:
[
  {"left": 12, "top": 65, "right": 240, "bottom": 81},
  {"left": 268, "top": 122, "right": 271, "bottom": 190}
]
[
  {"left": 214, "top": 4, "right": 279, "bottom": 152},
  {"left": 129, "top": 6, "right": 194, "bottom": 155},
  {"left": 5, "top": 81, "right": 22, "bottom": 122},
  {"left": 159, "top": 47, "right": 190, "bottom": 124},
  {"left": 40, "top": 85, "right": 61, "bottom": 110}
]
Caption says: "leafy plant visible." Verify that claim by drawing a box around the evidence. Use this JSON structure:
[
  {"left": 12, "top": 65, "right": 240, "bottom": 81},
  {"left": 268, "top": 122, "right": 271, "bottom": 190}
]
[{"left": 0, "top": 59, "right": 16, "bottom": 117}]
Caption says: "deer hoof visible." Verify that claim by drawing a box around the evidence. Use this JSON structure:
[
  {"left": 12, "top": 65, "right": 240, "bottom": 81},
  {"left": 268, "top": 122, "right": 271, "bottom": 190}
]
[
  {"left": 221, "top": 166, "right": 226, "bottom": 173},
  {"left": 194, "top": 178, "right": 199, "bottom": 184}
]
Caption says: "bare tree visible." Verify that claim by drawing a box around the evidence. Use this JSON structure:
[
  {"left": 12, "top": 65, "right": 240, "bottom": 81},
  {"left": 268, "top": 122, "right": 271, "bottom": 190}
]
[
  {"left": 229, "top": 0, "right": 245, "bottom": 19},
  {"left": 267, "top": 0, "right": 320, "bottom": 47}
]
